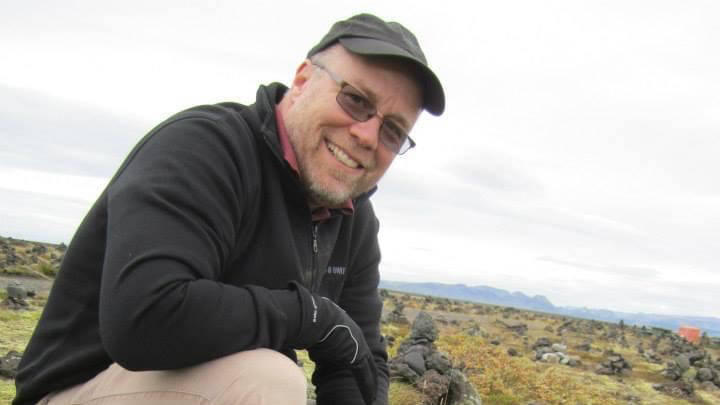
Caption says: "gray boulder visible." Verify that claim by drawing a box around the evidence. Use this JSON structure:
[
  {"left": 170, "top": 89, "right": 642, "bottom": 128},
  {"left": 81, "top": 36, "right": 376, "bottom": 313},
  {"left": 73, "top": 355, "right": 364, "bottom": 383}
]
[
  {"left": 411, "top": 311, "right": 439, "bottom": 342},
  {"left": 405, "top": 351, "right": 426, "bottom": 375},
  {"left": 697, "top": 367, "right": 714, "bottom": 382},
  {"left": 0, "top": 350, "right": 22, "bottom": 378},
  {"left": 675, "top": 354, "right": 691, "bottom": 372},
  {"left": 6, "top": 281, "right": 27, "bottom": 299},
  {"left": 426, "top": 352, "right": 452, "bottom": 375},
  {"left": 447, "top": 369, "right": 482, "bottom": 405}
]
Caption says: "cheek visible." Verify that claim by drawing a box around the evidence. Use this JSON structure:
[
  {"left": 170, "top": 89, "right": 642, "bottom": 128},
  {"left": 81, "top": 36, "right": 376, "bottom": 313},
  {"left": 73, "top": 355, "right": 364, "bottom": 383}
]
[{"left": 373, "top": 151, "right": 396, "bottom": 176}]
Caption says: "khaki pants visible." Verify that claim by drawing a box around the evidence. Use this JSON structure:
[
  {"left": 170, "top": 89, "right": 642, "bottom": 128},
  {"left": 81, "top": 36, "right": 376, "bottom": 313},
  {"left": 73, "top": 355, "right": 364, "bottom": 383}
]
[{"left": 38, "top": 349, "right": 308, "bottom": 405}]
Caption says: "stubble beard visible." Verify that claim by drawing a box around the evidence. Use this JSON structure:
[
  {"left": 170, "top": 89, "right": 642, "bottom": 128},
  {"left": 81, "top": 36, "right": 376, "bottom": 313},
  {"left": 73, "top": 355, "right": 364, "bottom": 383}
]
[
  {"left": 283, "top": 93, "right": 375, "bottom": 208},
  {"left": 296, "top": 139, "right": 363, "bottom": 208}
]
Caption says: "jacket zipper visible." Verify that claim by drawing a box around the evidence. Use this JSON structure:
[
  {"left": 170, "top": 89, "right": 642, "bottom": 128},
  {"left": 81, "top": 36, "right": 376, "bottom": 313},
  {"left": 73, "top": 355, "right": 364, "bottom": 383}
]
[{"left": 311, "top": 223, "right": 319, "bottom": 292}]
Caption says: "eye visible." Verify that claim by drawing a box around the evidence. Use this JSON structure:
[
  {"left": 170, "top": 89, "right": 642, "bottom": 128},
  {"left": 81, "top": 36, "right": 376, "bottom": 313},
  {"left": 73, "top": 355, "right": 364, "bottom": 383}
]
[
  {"left": 381, "top": 121, "right": 407, "bottom": 146},
  {"left": 340, "top": 86, "right": 373, "bottom": 112}
]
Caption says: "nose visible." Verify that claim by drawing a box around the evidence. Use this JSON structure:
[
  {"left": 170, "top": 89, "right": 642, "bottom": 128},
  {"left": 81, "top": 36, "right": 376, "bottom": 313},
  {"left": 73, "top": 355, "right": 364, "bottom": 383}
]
[{"left": 349, "top": 116, "right": 382, "bottom": 150}]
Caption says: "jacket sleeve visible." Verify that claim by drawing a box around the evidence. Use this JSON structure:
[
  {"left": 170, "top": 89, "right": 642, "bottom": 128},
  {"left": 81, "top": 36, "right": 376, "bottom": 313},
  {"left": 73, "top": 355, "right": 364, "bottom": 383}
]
[
  {"left": 99, "top": 112, "right": 299, "bottom": 370},
  {"left": 312, "top": 208, "right": 389, "bottom": 405}
]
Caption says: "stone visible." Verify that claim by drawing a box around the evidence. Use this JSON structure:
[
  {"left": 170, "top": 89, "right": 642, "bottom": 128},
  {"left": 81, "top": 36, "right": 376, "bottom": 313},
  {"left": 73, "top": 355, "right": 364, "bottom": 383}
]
[
  {"left": 697, "top": 367, "right": 714, "bottom": 382},
  {"left": 681, "top": 368, "right": 697, "bottom": 384},
  {"left": 506, "top": 323, "right": 528, "bottom": 336},
  {"left": 447, "top": 369, "right": 482, "bottom": 405},
  {"left": 596, "top": 365, "right": 614, "bottom": 375},
  {"left": 0, "top": 350, "right": 22, "bottom": 378},
  {"left": 389, "top": 361, "right": 421, "bottom": 384},
  {"left": 675, "top": 355, "right": 691, "bottom": 372},
  {"left": 405, "top": 351, "right": 427, "bottom": 375},
  {"left": 2, "top": 296, "right": 29, "bottom": 310},
  {"left": 652, "top": 380, "right": 694, "bottom": 398},
  {"left": 426, "top": 352, "right": 452, "bottom": 375},
  {"left": 532, "top": 337, "right": 552, "bottom": 350},
  {"left": 688, "top": 350, "right": 705, "bottom": 365},
  {"left": 643, "top": 349, "right": 662, "bottom": 364},
  {"left": 541, "top": 353, "right": 560, "bottom": 364},
  {"left": 406, "top": 344, "right": 430, "bottom": 357},
  {"left": 6, "top": 281, "right": 27, "bottom": 299},
  {"left": 534, "top": 346, "right": 553, "bottom": 360},
  {"left": 411, "top": 311, "right": 438, "bottom": 342},
  {"left": 386, "top": 308, "right": 410, "bottom": 325},
  {"left": 596, "top": 351, "right": 632, "bottom": 375},
  {"left": 551, "top": 343, "right": 567, "bottom": 352},
  {"left": 566, "top": 356, "right": 581, "bottom": 367}
]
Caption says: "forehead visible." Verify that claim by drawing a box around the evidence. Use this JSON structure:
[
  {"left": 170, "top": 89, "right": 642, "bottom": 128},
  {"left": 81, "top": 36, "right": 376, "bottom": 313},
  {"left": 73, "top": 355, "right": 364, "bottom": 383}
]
[{"left": 319, "top": 45, "right": 423, "bottom": 123}]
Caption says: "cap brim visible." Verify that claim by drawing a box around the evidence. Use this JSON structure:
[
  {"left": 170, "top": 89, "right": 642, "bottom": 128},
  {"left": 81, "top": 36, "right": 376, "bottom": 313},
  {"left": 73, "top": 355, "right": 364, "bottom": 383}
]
[{"left": 339, "top": 37, "right": 445, "bottom": 115}]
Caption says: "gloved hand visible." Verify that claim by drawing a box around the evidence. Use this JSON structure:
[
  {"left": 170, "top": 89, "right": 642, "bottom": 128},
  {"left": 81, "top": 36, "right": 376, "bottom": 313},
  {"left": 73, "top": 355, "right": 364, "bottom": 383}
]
[{"left": 285, "top": 282, "right": 378, "bottom": 405}]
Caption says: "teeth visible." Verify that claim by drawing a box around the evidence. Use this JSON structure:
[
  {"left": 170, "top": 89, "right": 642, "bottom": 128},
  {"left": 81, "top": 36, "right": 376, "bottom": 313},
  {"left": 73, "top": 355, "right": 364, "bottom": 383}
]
[{"left": 327, "top": 142, "right": 360, "bottom": 169}]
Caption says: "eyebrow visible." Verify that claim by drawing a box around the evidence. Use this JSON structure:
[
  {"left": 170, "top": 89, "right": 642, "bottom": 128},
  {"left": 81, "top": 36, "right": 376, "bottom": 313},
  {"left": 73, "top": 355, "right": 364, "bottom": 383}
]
[{"left": 351, "top": 81, "right": 412, "bottom": 131}]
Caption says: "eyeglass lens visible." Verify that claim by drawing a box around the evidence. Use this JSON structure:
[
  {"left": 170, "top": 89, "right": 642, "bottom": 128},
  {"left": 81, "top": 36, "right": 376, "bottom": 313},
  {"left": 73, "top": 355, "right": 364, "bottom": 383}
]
[{"left": 336, "top": 85, "right": 413, "bottom": 154}]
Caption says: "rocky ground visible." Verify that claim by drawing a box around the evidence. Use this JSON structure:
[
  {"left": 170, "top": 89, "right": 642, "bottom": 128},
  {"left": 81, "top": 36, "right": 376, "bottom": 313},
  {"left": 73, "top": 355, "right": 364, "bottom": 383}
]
[
  {"left": 1, "top": 236, "right": 720, "bottom": 404},
  {"left": 0, "top": 236, "right": 64, "bottom": 281},
  {"left": 379, "top": 291, "right": 720, "bottom": 405}
]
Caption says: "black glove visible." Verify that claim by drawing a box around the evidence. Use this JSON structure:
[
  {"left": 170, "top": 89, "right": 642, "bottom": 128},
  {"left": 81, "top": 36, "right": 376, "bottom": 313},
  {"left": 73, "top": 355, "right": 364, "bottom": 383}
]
[{"left": 285, "top": 282, "right": 378, "bottom": 405}]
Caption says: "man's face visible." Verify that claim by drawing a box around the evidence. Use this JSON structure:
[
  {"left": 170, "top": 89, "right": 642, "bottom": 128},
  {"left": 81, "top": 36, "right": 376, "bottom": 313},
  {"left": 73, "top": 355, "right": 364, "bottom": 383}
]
[{"left": 283, "top": 45, "right": 423, "bottom": 208}]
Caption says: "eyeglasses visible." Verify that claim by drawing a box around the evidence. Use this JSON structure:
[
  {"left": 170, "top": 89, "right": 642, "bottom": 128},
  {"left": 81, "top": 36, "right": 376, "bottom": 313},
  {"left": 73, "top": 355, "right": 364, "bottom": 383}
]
[{"left": 312, "top": 62, "right": 416, "bottom": 155}]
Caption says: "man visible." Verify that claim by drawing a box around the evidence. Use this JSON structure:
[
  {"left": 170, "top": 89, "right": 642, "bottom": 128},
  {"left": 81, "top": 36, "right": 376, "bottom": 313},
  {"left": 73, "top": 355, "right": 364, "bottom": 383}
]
[{"left": 14, "top": 13, "right": 444, "bottom": 405}]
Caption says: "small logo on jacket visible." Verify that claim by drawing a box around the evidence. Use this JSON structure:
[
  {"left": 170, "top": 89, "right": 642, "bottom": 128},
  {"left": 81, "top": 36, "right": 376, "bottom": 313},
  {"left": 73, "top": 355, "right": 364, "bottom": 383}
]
[{"left": 326, "top": 266, "right": 346, "bottom": 276}]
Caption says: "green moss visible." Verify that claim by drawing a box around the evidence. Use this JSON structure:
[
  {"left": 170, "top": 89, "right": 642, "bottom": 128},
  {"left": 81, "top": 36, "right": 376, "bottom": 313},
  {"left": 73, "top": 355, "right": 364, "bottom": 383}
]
[
  {"left": 0, "top": 309, "right": 41, "bottom": 353},
  {"left": 0, "top": 308, "right": 40, "bottom": 404},
  {"left": 296, "top": 350, "right": 316, "bottom": 400},
  {"left": 389, "top": 382, "right": 425, "bottom": 405},
  {"left": 0, "top": 379, "right": 16, "bottom": 404}
]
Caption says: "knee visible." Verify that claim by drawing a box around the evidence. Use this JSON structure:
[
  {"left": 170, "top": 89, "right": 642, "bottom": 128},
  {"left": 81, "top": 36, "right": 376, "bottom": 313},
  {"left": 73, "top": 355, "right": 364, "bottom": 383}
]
[
  {"left": 214, "top": 349, "right": 307, "bottom": 404},
  {"left": 240, "top": 348, "right": 306, "bottom": 387}
]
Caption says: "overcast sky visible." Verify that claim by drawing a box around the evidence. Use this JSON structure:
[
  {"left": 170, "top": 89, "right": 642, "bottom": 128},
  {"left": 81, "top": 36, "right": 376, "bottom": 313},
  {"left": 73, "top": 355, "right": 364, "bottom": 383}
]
[{"left": 1, "top": 1, "right": 718, "bottom": 318}]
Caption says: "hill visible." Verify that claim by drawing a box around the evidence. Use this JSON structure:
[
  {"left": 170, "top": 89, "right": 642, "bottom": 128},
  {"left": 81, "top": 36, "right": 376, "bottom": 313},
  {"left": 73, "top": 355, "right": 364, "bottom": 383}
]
[
  {"left": 0, "top": 236, "right": 65, "bottom": 280},
  {"left": 380, "top": 280, "right": 720, "bottom": 337}
]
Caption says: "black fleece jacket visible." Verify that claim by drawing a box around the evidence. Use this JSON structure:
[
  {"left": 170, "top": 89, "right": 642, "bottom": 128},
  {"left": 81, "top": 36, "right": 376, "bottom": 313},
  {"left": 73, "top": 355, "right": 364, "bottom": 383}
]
[{"left": 13, "top": 83, "right": 388, "bottom": 405}]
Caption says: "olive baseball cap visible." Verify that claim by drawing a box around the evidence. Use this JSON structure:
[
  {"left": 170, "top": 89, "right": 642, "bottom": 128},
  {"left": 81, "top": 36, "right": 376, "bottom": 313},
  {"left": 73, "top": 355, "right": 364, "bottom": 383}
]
[{"left": 307, "top": 13, "right": 445, "bottom": 116}]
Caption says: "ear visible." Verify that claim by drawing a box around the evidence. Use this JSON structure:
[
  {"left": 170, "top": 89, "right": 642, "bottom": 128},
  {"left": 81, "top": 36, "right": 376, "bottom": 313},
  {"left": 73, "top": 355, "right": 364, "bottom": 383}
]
[{"left": 290, "top": 59, "right": 313, "bottom": 94}]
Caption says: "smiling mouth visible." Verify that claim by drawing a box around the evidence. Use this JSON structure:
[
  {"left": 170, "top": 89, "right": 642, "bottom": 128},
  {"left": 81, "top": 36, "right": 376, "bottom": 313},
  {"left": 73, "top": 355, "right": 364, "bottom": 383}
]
[{"left": 326, "top": 141, "right": 361, "bottom": 169}]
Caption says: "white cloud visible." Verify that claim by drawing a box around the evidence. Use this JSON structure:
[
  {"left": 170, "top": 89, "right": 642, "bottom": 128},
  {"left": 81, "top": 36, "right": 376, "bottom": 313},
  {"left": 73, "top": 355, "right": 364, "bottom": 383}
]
[{"left": 1, "top": 0, "right": 719, "bottom": 319}]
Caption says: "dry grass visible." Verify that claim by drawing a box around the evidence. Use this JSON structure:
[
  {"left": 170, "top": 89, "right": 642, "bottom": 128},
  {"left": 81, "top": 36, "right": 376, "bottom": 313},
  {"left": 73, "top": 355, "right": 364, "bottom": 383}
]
[
  {"left": 2, "top": 264, "right": 720, "bottom": 405},
  {"left": 383, "top": 291, "right": 720, "bottom": 405}
]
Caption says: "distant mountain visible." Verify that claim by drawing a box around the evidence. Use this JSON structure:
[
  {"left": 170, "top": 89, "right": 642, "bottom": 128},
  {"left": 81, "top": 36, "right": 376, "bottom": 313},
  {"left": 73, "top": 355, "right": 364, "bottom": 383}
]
[
  {"left": 381, "top": 281, "right": 556, "bottom": 312},
  {"left": 379, "top": 280, "right": 720, "bottom": 337}
]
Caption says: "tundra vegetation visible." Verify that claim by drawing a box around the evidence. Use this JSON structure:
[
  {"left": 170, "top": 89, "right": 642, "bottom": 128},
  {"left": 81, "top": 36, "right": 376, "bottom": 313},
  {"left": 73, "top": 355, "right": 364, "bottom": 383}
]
[{"left": 2, "top": 236, "right": 720, "bottom": 404}]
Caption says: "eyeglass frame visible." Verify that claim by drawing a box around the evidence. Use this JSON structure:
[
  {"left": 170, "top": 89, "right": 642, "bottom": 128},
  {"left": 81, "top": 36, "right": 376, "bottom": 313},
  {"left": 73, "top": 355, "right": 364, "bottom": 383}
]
[{"left": 310, "top": 61, "right": 416, "bottom": 155}]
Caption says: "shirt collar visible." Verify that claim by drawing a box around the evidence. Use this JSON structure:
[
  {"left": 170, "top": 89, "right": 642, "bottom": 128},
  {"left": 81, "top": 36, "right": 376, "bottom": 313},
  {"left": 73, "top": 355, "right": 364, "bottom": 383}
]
[{"left": 275, "top": 108, "right": 354, "bottom": 221}]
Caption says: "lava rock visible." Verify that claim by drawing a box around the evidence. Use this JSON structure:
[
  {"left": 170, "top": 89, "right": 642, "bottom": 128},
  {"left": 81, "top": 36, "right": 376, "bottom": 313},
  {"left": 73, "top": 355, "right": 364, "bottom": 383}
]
[{"left": 0, "top": 350, "right": 22, "bottom": 378}]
